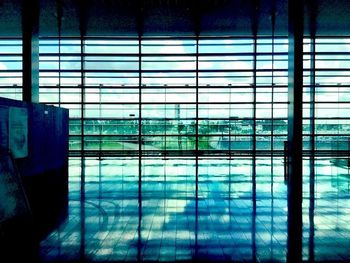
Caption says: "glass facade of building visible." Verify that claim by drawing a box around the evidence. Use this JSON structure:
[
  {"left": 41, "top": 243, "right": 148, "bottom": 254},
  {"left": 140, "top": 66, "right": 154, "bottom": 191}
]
[
  {"left": 1, "top": 37, "right": 349, "bottom": 157},
  {"left": 45, "top": 37, "right": 288, "bottom": 157},
  {"left": 39, "top": 37, "right": 350, "bottom": 158},
  {"left": 1, "top": 36, "right": 350, "bottom": 261}
]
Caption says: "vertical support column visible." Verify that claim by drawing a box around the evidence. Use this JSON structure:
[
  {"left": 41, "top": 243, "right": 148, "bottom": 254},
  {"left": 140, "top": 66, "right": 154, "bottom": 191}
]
[
  {"left": 307, "top": 0, "right": 317, "bottom": 261},
  {"left": 56, "top": 0, "right": 63, "bottom": 107},
  {"left": 287, "top": 0, "right": 304, "bottom": 262},
  {"left": 251, "top": 1, "right": 258, "bottom": 260},
  {"left": 22, "top": 0, "right": 39, "bottom": 102},
  {"left": 195, "top": 36, "right": 199, "bottom": 259},
  {"left": 78, "top": 0, "right": 87, "bottom": 261},
  {"left": 270, "top": 0, "right": 276, "bottom": 194},
  {"left": 78, "top": 0, "right": 86, "bottom": 196},
  {"left": 137, "top": 34, "right": 142, "bottom": 263},
  {"left": 137, "top": 0, "right": 144, "bottom": 260},
  {"left": 192, "top": 0, "right": 201, "bottom": 258},
  {"left": 252, "top": 14, "right": 257, "bottom": 206}
]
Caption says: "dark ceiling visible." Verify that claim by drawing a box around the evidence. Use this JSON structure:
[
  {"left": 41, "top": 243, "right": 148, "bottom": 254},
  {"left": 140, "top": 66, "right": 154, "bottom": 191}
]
[{"left": 0, "top": 0, "right": 349, "bottom": 37}]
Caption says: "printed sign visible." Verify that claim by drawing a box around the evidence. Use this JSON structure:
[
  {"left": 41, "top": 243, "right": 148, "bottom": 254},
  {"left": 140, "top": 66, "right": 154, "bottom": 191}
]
[{"left": 9, "top": 107, "right": 28, "bottom": 158}]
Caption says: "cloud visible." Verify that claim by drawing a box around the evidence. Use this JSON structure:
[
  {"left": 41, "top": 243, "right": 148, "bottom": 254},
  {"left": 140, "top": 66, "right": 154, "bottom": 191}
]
[{"left": 0, "top": 62, "right": 6, "bottom": 70}]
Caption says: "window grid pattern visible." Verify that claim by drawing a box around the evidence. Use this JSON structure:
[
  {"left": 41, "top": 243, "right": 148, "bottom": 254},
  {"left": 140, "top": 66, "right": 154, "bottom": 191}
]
[
  {"left": 0, "top": 39, "right": 22, "bottom": 100},
  {"left": 313, "top": 38, "right": 350, "bottom": 154},
  {"left": 38, "top": 37, "right": 290, "bottom": 157},
  {"left": 0, "top": 37, "right": 349, "bottom": 157}
]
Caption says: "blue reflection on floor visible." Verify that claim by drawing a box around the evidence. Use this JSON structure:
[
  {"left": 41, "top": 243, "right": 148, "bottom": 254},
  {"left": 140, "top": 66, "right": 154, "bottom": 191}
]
[{"left": 39, "top": 157, "right": 350, "bottom": 262}]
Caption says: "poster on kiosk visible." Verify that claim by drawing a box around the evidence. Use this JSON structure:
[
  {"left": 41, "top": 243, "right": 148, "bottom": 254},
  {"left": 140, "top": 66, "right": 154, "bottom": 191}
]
[{"left": 9, "top": 107, "right": 28, "bottom": 159}]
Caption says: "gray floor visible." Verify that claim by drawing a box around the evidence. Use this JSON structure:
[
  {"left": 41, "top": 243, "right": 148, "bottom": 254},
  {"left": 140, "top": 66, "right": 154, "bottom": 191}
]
[{"left": 39, "top": 157, "right": 350, "bottom": 262}]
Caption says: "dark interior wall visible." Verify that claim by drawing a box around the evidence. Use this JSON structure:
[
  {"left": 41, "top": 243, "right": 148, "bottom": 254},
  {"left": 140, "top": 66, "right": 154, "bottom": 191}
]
[{"left": 0, "top": 97, "right": 69, "bottom": 239}]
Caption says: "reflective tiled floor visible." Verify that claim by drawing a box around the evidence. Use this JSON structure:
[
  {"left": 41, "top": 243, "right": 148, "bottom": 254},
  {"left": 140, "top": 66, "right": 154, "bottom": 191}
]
[{"left": 39, "top": 157, "right": 350, "bottom": 262}]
